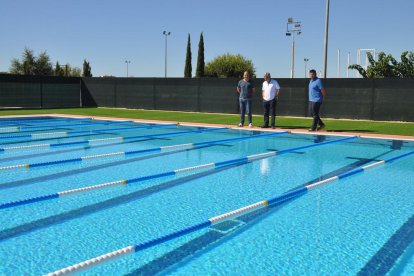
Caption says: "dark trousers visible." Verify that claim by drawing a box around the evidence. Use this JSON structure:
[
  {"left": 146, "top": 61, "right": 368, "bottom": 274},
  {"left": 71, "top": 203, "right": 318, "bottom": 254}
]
[
  {"left": 239, "top": 98, "right": 252, "bottom": 125},
  {"left": 309, "top": 101, "right": 324, "bottom": 130},
  {"left": 263, "top": 99, "right": 277, "bottom": 127}
]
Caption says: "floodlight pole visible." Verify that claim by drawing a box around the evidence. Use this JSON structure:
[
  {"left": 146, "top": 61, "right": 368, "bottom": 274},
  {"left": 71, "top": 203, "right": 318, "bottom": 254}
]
[
  {"left": 163, "top": 31, "right": 171, "bottom": 78},
  {"left": 286, "top": 18, "right": 301, "bottom": 79},
  {"left": 304, "top": 58, "right": 309, "bottom": 78},
  {"left": 125, "top": 60, "right": 131, "bottom": 77}
]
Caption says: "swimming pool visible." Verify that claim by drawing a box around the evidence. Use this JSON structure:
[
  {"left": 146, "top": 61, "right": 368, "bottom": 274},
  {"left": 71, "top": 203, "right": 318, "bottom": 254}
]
[{"left": 0, "top": 116, "right": 413, "bottom": 275}]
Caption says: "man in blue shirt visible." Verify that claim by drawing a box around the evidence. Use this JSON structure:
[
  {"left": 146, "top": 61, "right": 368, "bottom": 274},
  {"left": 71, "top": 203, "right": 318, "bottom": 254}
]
[
  {"left": 308, "top": 69, "right": 327, "bottom": 131},
  {"left": 237, "top": 71, "right": 255, "bottom": 127}
]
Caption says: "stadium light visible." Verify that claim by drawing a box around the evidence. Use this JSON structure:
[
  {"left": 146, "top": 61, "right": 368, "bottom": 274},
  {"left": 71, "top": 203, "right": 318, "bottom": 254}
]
[
  {"left": 162, "top": 31, "right": 171, "bottom": 78},
  {"left": 125, "top": 60, "right": 131, "bottom": 77},
  {"left": 286, "top": 17, "right": 301, "bottom": 78}
]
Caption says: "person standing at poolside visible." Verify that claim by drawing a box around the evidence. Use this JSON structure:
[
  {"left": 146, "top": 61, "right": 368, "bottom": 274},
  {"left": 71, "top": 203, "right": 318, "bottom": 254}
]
[
  {"left": 261, "top": 72, "right": 280, "bottom": 129},
  {"left": 237, "top": 71, "right": 255, "bottom": 127},
  {"left": 308, "top": 69, "right": 326, "bottom": 131}
]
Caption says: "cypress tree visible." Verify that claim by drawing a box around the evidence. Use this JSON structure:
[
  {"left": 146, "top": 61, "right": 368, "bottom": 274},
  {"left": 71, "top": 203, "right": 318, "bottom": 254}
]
[
  {"left": 54, "top": 62, "right": 64, "bottom": 76},
  {"left": 82, "top": 59, "right": 92, "bottom": 77},
  {"left": 184, "top": 34, "right": 192, "bottom": 78},
  {"left": 196, "top": 32, "right": 205, "bottom": 77}
]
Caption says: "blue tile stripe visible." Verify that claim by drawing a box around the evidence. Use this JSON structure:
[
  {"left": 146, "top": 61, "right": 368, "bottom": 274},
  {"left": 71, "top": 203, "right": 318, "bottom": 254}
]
[
  {"left": 267, "top": 187, "right": 308, "bottom": 206},
  {"left": 127, "top": 172, "right": 176, "bottom": 183},
  {"left": 134, "top": 221, "right": 212, "bottom": 251},
  {"left": 277, "top": 136, "right": 357, "bottom": 155},
  {"left": 385, "top": 150, "right": 414, "bottom": 163},
  {"left": 0, "top": 193, "right": 59, "bottom": 209}
]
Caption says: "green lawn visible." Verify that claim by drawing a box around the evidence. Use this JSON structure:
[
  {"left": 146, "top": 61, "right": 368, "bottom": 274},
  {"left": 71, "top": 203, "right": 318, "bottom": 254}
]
[{"left": 1, "top": 107, "right": 413, "bottom": 136}]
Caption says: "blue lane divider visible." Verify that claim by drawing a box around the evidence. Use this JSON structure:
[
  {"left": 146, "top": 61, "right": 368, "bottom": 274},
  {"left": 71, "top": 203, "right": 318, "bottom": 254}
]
[
  {"left": 48, "top": 126, "right": 224, "bottom": 149},
  {"left": 0, "top": 127, "right": 228, "bottom": 169},
  {"left": 0, "top": 132, "right": 283, "bottom": 209},
  {"left": 1, "top": 132, "right": 355, "bottom": 210},
  {"left": 0, "top": 128, "right": 271, "bottom": 170},
  {"left": 64, "top": 124, "right": 176, "bottom": 135},
  {"left": 0, "top": 117, "right": 91, "bottom": 126},
  {"left": 0, "top": 123, "right": 178, "bottom": 150},
  {"left": 19, "top": 121, "right": 113, "bottom": 130},
  {"left": 0, "top": 121, "right": 117, "bottom": 135},
  {"left": 0, "top": 124, "right": 177, "bottom": 141},
  {"left": 46, "top": 147, "right": 414, "bottom": 275}
]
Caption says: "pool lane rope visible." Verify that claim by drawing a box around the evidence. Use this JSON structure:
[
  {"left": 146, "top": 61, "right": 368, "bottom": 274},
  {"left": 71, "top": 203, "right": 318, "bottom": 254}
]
[
  {"left": 0, "top": 123, "right": 177, "bottom": 141},
  {"left": 0, "top": 117, "right": 91, "bottom": 126},
  {"left": 0, "top": 124, "right": 213, "bottom": 153},
  {"left": 0, "top": 120, "right": 127, "bottom": 134},
  {"left": 1, "top": 133, "right": 349, "bottom": 209},
  {"left": 46, "top": 145, "right": 414, "bottom": 275},
  {"left": 0, "top": 127, "right": 230, "bottom": 170}
]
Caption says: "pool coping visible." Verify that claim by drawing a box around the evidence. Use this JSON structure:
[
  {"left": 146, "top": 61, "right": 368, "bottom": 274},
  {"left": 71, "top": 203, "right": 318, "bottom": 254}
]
[{"left": 2, "top": 113, "right": 414, "bottom": 142}]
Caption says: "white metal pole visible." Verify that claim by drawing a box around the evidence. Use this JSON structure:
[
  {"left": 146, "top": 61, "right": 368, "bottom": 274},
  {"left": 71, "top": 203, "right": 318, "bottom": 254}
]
[
  {"left": 164, "top": 35, "right": 167, "bottom": 78},
  {"left": 357, "top": 49, "right": 361, "bottom": 78},
  {"left": 347, "top": 52, "right": 350, "bottom": 78},
  {"left": 291, "top": 34, "right": 295, "bottom": 78},
  {"left": 337, "top": 49, "right": 341, "bottom": 78},
  {"left": 322, "top": 0, "right": 330, "bottom": 78}
]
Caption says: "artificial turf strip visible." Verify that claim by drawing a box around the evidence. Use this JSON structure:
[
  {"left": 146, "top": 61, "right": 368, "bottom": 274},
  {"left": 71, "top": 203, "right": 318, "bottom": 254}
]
[{"left": 0, "top": 107, "right": 413, "bottom": 136}]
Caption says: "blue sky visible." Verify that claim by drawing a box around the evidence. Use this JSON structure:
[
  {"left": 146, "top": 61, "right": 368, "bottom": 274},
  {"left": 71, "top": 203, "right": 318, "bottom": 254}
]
[{"left": 1, "top": 0, "right": 413, "bottom": 78}]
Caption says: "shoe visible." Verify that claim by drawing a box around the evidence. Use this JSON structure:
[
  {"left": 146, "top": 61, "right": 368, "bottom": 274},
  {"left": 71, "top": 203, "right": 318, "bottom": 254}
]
[
  {"left": 260, "top": 125, "right": 269, "bottom": 128},
  {"left": 238, "top": 123, "right": 243, "bottom": 127},
  {"left": 317, "top": 124, "right": 326, "bottom": 131},
  {"left": 308, "top": 128, "right": 316, "bottom": 132},
  {"left": 271, "top": 126, "right": 275, "bottom": 129},
  {"left": 248, "top": 123, "right": 253, "bottom": 128}
]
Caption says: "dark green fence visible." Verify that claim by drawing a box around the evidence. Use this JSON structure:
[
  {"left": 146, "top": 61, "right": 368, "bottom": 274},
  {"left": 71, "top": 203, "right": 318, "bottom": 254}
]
[
  {"left": 0, "top": 75, "right": 80, "bottom": 108},
  {"left": 1, "top": 75, "right": 413, "bottom": 122}
]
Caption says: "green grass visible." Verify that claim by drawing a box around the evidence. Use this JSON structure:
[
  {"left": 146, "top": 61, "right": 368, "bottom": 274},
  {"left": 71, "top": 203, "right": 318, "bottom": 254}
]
[{"left": 1, "top": 107, "right": 413, "bottom": 136}]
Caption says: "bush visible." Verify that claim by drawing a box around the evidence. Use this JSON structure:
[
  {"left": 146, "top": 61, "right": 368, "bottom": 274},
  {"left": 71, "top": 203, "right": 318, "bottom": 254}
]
[{"left": 205, "top": 53, "right": 255, "bottom": 78}]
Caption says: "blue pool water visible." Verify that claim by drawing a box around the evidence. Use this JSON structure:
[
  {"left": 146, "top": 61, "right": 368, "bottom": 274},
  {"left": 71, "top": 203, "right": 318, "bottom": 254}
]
[{"left": 0, "top": 116, "right": 413, "bottom": 275}]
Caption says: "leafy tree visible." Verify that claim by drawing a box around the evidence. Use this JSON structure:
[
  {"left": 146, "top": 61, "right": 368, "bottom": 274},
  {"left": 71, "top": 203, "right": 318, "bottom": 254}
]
[
  {"left": 396, "top": 51, "right": 414, "bottom": 77},
  {"left": 54, "top": 62, "right": 65, "bottom": 76},
  {"left": 54, "top": 63, "right": 80, "bottom": 77},
  {"left": 10, "top": 48, "right": 36, "bottom": 75},
  {"left": 82, "top": 59, "right": 92, "bottom": 77},
  {"left": 9, "top": 48, "right": 52, "bottom": 76},
  {"left": 196, "top": 32, "right": 205, "bottom": 77},
  {"left": 70, "top": 67, "right": 82, "bottom": 77},
  {"left": 349, "top": 51, "right": 414, "bottom": 78},
  {"left": 205, "top": 53, "right": 255, "bottom": 78},
  {"left": 34, "top": 51, "right": 53, "bottom": 76},
  {"left": 184, "top": 34, "right": 192, "bottom": 78}
]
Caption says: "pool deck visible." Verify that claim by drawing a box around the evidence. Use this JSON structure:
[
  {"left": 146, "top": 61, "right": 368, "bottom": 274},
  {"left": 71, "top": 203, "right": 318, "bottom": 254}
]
[{"left": 2, "top": 113, "right": 414, "bottom": 142}]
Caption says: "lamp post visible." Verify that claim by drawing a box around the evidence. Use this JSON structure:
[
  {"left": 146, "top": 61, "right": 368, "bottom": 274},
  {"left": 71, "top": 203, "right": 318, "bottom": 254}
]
[
  {"left": 125, "top": 60, "right": 131, "bottom": 77},
  {"left": 304, "top": 58, "right": 309, "bottom": 78},
  {"left": 286, "top": 17, "right": 301, "bottom": 78},
  {"left": 322, "top": 0, "right": 330, "bottom": 78},
  {"left": 163, "top": 31, "right": 171, "bottom": 78}
]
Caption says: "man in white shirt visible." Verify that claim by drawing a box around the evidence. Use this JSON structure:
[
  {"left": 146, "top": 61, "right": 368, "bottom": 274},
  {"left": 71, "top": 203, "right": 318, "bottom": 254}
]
[{"left": 261, "top": 72, "right": 280, "bottom": 128}]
